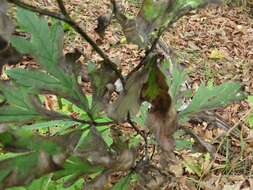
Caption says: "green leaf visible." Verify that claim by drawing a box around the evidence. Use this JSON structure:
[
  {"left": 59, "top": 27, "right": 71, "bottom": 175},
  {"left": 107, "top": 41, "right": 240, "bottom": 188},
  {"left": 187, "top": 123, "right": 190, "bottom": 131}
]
[
  {"left": 13, "top": 8, "right": 63, "bottom": 78},
  {"left": 111, "top": 174, "right": 132, "bottom": 190},
  {"left": 0, "top": 106, "right": 41, "bottom": 122},
  {"left": 6, "top": 68, "right": 62, "bottom": 91},
  {"left": 249, "top": 115, "right": 253, "bottom": 128},
  {"left": 142, "top": 0, "right": 161, "bottom": 21},
  {"left": 180, "top": 82, "right": 245, "bottom": 121},
  {"left": 183, "top": 158, "right": 202, "bottom": 177},
  {"left": 0, "top": 93, "right": 5, "bottom": 103},
  {"left": 175, "top": 139, "right": 193, "bottom": 151},
  {"left": 0, "top": 81, "right": 33, "bottom": 109},
  {"left": 133, "top": 101, "right": 149, "bottom": 127},
  {"left": 161, "top": 59, "right": 187, "bottom": 103},
  {"left": 53, "top": 156, "right": 103, "bottom": 180},
  {"left": 10, "top": 36, "right": 33, "bottom": 54},
  {"left": 248, "top": 96, "right": 253, "bottom": 105},
  {"left": 0, "top": 81, "right": 42, "bottom": 122},
  {"left": 10, "top": 8, "right": 89, "bottom": 113},
  {"left": 21, "top": 120, "right": 80, "bottom": 130}
]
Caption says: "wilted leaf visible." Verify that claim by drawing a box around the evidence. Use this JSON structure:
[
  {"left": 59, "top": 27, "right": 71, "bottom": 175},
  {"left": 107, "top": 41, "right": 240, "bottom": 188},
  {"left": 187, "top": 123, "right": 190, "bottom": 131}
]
[
  {"left": 142, "top": 60, "right": 178, "bottom": 153},
  {"left": 95, "top": 13, "right": 112, "bottom": 38},
  {"left": 113, "top": 149, "right": 136, "bottom": 171},
  {"left": 74, "top": 127, "right": 112, "bottom": 168},
  {"left": 85, "top": 170, "right": 111, "bottom": 190},
  {"left": 107, "top": 67, "right": 149, "bottom": 122},
  {"left": 89, "top": 64, "right": 117, "bottom": 115},
  {"left": 145, "top": 106, "right": 177, "bottom": 153},
  {"left": 0, "top": 1, "right": 21, "bottom": 73},
  {"left": 0, "top": 0, "right": 13, "bottom": 40},
  {"left": 140, "top": 57, "right": 179, "bottom": 165},
  {"left": 0, "top": 128, "right": 82, "bottom": 189},
  {"left": 112, "top": 0, "right": 220, "bottom": 47}
]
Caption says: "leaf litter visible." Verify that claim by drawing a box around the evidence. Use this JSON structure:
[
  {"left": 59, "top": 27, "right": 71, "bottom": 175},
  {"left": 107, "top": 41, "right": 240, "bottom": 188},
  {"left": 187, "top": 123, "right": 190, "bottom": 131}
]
[{"left": 3, "top": 0, "right": 253, "bottom": 189}]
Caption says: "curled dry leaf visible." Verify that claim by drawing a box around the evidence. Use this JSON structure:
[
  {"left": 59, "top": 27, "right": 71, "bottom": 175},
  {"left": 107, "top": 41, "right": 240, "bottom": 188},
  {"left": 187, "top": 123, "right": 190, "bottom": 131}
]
[
  {"left": 107, "top": 67, "right": 149, "bottom": 122},
  {"left": 74, "top": 126, "right": 113, "bottom": 168},
  {"left": 95, "top": 12, "right": 112, "bottom": 38},
  {"left": 142, "top": 62, "right": 178, "bottom": 154},
  {"left": 0, "top": 0, "right": 21, "bottom": 74},
  {"left": 89, "top": 64, "right": 117, "bottom": 114},
  {"left": 0, "top": 128, "right": 82, "bottom": 189},
  {"left": 0, "top": 0, "right": 14, "bottom": 41},
  {"left": 113, "top": 149, "right": 136, "bottom": 171},
  {"left": 137, "top": 165, "right": 167, "bottom": 190},
  {"left": 84, "top": 170, "right": 111, "bottom": 190},
  {"left": 111, "top": 0, "right": 220, "bottom": 47},
  {"left": 83, "top": 148, "right": 136, "bottom": 190}
]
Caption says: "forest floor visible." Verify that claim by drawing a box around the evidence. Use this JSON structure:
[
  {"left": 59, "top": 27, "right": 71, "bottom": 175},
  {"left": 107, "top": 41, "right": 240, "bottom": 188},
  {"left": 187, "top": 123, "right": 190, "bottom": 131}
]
[{"left": 22, "top": 0, "right": 253, "bottom": 189}]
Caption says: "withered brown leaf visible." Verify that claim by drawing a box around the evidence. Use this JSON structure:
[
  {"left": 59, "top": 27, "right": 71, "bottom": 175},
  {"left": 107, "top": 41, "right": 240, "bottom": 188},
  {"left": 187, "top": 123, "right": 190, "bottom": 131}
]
[{"left": 107, "top": 67, "right": 149, "bottom": 122}]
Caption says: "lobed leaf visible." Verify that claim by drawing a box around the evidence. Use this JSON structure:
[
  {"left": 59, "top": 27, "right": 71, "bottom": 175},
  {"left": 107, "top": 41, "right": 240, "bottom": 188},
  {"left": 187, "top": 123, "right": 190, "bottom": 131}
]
[
  {"left": 180, "top": 82, "right": 245, "bottom": 121},
  {"left": 10, "top": 8, "right": 89, "bottom": 113}
]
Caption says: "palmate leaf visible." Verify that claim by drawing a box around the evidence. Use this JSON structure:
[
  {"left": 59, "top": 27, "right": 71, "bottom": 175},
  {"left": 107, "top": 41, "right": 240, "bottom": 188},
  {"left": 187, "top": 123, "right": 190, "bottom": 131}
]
[
  {"left": 6, "top": 68, "right": 61, "bottom": 90},
  {"left": 11, "top": 8, "right": 62, "bottom": 78},
  {"left": 0, "top": 106, "right": 42, "bottom": 122},
  {"left": 179, "top": 82, "right": 245, "bottom": 121},
  {"left": 10, "top": 8, "right": 89, "bottom": 112},
  {"left": 0, "top": 81, "right": 71, "bottom": 123},
  {"left": 0, "top": 81, "right": 42, "bottom": 122},
  {"left": 53, "top": 156, "right": 103, "bottom": 182},
  {"left": 6, "top": 68, "right": 72, "bottom": 100}
]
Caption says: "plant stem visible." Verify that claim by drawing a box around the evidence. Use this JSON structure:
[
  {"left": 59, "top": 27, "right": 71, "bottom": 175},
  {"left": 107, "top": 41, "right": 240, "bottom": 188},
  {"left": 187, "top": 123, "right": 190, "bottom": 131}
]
[{"left": 127, "top": 112, "right": 149, "bottom": 160}]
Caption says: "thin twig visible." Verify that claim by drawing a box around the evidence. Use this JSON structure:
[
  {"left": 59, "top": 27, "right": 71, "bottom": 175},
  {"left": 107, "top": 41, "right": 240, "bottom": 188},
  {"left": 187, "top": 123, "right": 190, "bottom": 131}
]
[
  {"left": 56, "top": 0, "right": 68, "bottom": 18},
  {"left": 7, "top": 0, "right": 125, "bottom": 86},
  {"left": 126, "top": 28, "right": 164, "bottom": 79}
]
